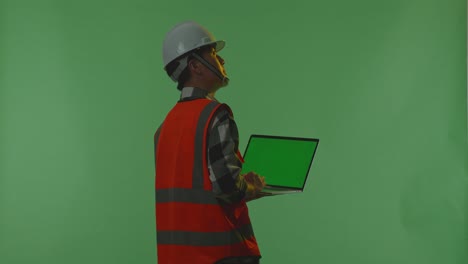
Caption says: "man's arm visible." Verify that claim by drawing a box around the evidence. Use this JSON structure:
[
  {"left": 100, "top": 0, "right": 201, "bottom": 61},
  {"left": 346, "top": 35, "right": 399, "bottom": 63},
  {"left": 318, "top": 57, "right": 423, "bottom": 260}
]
[{"left": 207, "top": 107, "right": 248, "bottom": 204}]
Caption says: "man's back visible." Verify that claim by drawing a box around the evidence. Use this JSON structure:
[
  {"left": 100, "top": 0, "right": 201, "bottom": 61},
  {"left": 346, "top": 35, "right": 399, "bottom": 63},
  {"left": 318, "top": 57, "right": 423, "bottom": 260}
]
[{"left": 154, "top": 98, "right": 261, "bottom": 264}]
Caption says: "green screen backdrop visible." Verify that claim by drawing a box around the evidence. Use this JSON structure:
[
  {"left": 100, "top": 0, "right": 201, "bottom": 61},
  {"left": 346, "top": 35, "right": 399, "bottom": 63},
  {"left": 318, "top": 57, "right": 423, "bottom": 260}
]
[{"left": 1, "top": 0, "right": 467, "bottom": 263}]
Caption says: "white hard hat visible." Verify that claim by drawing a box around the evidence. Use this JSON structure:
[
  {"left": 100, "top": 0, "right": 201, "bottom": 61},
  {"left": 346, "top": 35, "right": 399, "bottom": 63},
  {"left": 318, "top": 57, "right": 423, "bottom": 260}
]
[{"left": 162, "top": 21, "right": 225, "bottom": 82}]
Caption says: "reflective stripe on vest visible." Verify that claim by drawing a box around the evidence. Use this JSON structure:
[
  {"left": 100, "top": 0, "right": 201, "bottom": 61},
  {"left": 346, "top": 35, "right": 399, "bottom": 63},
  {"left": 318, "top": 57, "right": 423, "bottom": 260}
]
[
  {"left": 192, "top": 101, "right": 219, "bottom": 188},
  {"left": 155, "top": 188, "right": 218, "bottom": 204},
  {"left": 157, "top": 223, "right": 255, "bottom": 246}
]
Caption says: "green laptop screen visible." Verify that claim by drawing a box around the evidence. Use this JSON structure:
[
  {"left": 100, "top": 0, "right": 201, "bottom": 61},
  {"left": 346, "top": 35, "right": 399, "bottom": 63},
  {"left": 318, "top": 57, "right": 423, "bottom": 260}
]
[{"left": 240, "top": 135, "right": 319, "bottom": 189}]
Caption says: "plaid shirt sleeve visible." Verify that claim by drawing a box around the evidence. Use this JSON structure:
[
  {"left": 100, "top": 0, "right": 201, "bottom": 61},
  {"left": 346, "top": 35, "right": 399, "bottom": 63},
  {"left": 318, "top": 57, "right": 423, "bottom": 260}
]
[{"left": 207, "top": 107, "right": 248, "bottom": 204}]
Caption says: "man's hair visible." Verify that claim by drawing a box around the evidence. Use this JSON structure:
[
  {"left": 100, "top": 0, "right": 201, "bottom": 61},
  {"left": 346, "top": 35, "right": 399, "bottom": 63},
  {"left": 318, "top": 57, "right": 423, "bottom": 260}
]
[{"left": 165, "top": 45, "right": 214, "bottom": 91}]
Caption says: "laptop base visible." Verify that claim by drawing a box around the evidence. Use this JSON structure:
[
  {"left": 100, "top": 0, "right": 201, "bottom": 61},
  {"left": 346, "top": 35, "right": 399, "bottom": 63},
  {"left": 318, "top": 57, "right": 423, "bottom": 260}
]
[{"left": 260, "top": 186, "right": 303, "bottom": 195}]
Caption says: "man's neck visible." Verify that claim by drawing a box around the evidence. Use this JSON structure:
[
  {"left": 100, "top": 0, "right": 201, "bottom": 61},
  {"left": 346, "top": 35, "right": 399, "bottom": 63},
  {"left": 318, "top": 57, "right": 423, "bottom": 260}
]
[
  {"left": 183, "top": 82, "right": 218, "bottom": 98},
  {"left": 180, "top": 86, "right": 218, "bottom": 101},
  {"left": 207, "top": 91, "right": 216, "bottom": 98}
]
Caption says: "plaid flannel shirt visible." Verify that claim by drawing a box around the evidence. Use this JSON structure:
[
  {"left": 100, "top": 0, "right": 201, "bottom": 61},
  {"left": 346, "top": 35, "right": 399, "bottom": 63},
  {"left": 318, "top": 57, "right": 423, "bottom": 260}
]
[{"left": 179, "top": 87, "right": 247, "bottom": 204}]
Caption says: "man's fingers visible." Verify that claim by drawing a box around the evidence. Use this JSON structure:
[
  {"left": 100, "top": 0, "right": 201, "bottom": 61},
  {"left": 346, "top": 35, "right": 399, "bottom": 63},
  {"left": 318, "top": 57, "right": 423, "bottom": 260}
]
[
  {"left": 244, "top": 172, "right": 258, "bottom": 182},
  {"left": 244, "top": 172, "right": 253, "bottom": 183},
  {"left": 244, "top": 172, "right": 267, "bottom": 191},
  {"left": 257, "top": 176, "right": 265, "bottom": 187}
]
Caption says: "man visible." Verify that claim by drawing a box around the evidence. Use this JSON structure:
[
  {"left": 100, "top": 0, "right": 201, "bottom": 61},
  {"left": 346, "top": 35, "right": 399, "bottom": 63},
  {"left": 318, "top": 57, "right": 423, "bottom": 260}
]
[{"left": 154, "top": 21, "right": 267, "bottom": 264}]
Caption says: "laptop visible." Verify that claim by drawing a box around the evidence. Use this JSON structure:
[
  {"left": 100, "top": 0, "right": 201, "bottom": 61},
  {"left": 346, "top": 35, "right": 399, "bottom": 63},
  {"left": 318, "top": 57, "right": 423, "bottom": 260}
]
[{"left": 240, "top": 134, "right": 319, "bottom": 196}]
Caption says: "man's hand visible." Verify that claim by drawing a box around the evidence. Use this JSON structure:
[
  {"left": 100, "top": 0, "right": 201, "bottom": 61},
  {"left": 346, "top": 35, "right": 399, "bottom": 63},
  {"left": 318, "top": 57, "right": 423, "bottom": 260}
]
[{"left": 243, "top": 171, "right": 268, "bottom": 202}]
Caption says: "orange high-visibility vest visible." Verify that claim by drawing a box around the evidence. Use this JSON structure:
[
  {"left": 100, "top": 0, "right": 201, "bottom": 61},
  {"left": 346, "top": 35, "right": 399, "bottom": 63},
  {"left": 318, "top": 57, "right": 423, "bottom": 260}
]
[{"left": 154, "top": 98, "right": 261, "bottom": 264}]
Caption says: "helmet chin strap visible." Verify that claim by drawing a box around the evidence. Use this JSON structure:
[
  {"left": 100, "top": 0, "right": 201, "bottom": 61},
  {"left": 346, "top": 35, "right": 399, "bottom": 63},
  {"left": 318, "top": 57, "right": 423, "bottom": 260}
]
[{"left": 192, "top": 53, "right": 229, "bottom": 86}]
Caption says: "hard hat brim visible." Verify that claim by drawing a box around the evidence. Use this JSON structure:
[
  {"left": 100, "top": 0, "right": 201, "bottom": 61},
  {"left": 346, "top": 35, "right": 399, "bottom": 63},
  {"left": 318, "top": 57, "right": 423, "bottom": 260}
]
[{"left": 214, "top": 40, "right": 225, "bottom": 52}]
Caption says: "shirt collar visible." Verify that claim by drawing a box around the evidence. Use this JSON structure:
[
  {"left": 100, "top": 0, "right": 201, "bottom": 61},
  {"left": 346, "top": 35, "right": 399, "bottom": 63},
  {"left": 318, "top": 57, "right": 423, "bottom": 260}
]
[{"left": 180, "top": 87, "right": 218, "bottom": 102}]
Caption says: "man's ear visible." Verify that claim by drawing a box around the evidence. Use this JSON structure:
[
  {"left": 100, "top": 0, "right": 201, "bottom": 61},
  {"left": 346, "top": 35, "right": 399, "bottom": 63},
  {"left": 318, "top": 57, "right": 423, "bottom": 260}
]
[{"left": 188, "top": 58, "right": 202, "bottom": 75}]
